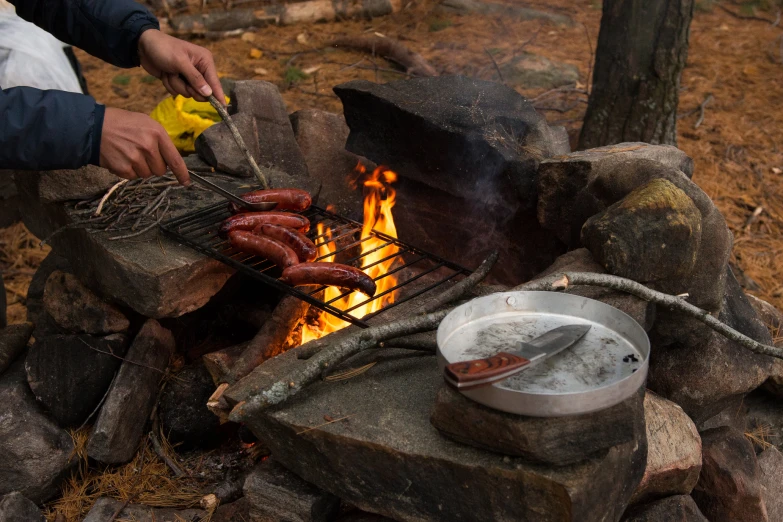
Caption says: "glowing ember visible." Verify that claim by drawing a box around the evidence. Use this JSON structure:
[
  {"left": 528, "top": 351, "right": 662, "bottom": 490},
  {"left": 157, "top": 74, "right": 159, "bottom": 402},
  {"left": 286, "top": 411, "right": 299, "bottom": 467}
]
[{"left": 301, "top": 164, "right": 400, "bottom": 343}]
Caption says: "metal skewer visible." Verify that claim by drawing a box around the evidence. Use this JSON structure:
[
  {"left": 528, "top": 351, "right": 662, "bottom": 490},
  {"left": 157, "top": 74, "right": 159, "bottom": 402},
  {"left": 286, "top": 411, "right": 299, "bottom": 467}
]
[{"left": 188, "top": 170, "right": 277, "bottom": 211}]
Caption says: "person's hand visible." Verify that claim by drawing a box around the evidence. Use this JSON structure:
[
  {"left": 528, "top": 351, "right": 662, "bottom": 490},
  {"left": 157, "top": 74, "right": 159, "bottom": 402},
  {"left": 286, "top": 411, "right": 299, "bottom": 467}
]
[
  {"left": 99, "top": 107, "right": 190, "bottom": 186},
  {"left": 137, "top": 29, "right": 225, "bottom": 104}
]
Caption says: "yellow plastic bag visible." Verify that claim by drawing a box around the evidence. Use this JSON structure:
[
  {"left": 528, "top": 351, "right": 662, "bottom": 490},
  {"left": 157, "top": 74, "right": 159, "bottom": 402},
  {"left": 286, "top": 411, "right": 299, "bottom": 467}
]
[{"left": 150, "top": 95, "right": 229, "bottom": 152}]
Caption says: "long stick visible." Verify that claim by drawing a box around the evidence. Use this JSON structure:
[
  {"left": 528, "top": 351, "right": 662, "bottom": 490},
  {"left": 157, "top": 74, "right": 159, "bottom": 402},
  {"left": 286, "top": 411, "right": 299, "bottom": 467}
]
[
  {"left": 512, "top": 272, "right": 783, "bottom": 359},
  {"left": 229, "top": 310, "right": 450, "bottom": 421},
  {"left": 208, "top": 95, "right": 270, "bottom": 189}
]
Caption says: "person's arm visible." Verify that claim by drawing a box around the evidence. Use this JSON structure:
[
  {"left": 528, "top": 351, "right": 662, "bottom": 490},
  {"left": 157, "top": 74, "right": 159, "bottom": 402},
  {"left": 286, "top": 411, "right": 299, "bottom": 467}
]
[
  {"left": 9, "top": 0, "right": 159, "bottom": 68},
  {"left": 0, "top": 86, "right": 103, "bottom": 169},
  {"left": 0, "top": 86, "right": 190, "bottom": 184}
]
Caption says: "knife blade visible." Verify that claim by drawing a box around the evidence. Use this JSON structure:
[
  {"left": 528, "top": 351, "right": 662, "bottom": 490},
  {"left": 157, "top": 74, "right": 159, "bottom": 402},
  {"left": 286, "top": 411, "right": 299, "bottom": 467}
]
[
  {"left": 443, "top": 324, "right": 592, "bottom": 391},
  {"left": 188, "top": 170, "right": 277, "bottom": 211}
]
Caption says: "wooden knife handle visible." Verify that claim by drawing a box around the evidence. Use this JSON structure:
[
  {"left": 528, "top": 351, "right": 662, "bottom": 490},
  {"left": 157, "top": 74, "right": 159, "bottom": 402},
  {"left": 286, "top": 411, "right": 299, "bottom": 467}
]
[{"left": 444, "top": 353, "right": 531, "bottom": 390}]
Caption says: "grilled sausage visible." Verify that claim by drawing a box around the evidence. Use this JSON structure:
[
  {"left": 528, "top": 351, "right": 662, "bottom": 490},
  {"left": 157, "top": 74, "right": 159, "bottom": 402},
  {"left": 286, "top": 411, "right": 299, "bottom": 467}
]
[
  {"left": 219, "top": 212, "right": 310, "bottom": 237},
  {"left": 230, "top": 188, "right": 312, "bottom": 213},
  {"left": 255, "top": 224, "right": 317, "bottom": 263},
  {"left": 228, "top": 230, "right": 299, "bottom": 269},
  {"left": 280, "top": 262, "right": 377, "bottom": 297}
]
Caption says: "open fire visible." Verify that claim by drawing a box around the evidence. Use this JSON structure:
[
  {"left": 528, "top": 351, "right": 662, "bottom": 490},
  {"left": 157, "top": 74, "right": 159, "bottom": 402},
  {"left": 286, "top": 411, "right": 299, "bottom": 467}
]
[{"left": 301, "top": 164, "right": 400, "bottom": 342}]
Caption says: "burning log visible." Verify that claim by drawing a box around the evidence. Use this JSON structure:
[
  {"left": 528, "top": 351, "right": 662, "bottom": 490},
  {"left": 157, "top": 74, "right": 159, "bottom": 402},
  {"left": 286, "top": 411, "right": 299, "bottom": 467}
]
[{"left": 329, "top": 36, "right": 438, "bottom": 77}]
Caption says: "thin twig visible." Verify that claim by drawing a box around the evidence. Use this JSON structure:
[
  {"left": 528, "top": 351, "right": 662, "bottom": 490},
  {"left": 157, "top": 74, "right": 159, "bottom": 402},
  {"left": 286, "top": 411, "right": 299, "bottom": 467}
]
[
  {"left": 582, "top": 23, "right": 594, "bottom": 93},
  {"left": 208, "top": 94, "right": 270, "bottom": 188},
  {"left": 513, "top": 272, "right": 783, "bottom": 359},
  {"left": 296, "top": 414, "right": 355, "bottom": 435},
  {"left": 717, "top": 3, "right": 776, "bottom": 23},
  {"left": 484, "top": 47, "right": 505, "bottom": 85},
  {"left": 78, "top": 338, "right": 165, "bottom": 373},
  {"left": 95, "top": 179, "right": 129, "bottom": 217},
  {"left": 150, "top": 430, "right": 186, "bottom": 477},
  {"left": 108, "top": 200, "right": 169, "bottom": 241}
]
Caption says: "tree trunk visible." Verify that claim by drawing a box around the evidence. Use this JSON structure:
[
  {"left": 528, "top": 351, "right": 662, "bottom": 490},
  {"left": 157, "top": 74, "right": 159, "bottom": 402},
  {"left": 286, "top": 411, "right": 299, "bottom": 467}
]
[{"left": 578, "top": 0, "right": 694, "bottom": 150}]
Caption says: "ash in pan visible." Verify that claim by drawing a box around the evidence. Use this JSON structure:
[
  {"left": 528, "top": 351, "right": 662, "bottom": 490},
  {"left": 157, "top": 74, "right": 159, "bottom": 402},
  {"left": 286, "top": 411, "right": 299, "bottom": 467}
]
[{"left": 448, "top": 316, "right": 642, "bottom": 394}]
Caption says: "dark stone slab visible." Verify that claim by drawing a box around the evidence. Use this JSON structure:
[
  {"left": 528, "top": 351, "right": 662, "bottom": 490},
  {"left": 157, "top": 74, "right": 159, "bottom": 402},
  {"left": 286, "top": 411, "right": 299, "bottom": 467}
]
[
  {"left": 335, "top": 76, "right": 570, "bottom": 285},
  {"left": 692, "top": 427, "right": 768, "bottom": 522},
  {"left": 17, "top": 165, "right": 120, "bottom": 203},
  {"left": 239, "top": 350, "right": 647, "bottom": 522},
  {"left": 430, "top": 384, "right": 644, "bottom": 466},
  {"left": 290, "top": 109, "right": 370, "bottom": 222},
  {"left": 622, "top": 495, "right": 708, "bottom": 522},
  {"left": 43, "top": 270, "right": 129, "bottom": 335},
  {"left": 212, "top": 498, "right": 252, "bottom": 522},
  {"left": 0, "top": 492, "right": 45, "bottom": 522},
  {"left": 26, "top": 333, "right": 128, "bottom": 428},
  {"left": 0, "top": 361, "right": 75, "bottom": 503},
  {"left": 0, "top": 322, "right": 33, "bottom": 376},
  {"left": 83, "top": 498, "right": 205, "bottom": 522},
  {"left": 16, "top": 172, "right": 237, "bottom": 319},
  {"left": 244, "top": 460, "right": 341, "bottom": 522},
  {"left": 582, "top": 179, "right": 702, "bottom": 289},
  {"left": 87, "top": 320, "right": 174, "bottom": 464},
  {"left": 337, "top": 511, "right": 395, "bottom": 522},
  {"left": 758, "top": 447, "right": 783, "bottom": 522},
  {"left": 159, "top": 363, "right": 221, "bottom": 449},
  {"left": 197, "top": 81, "right": 310, "bottom": 180},
  {"left": 24, "top": 252, "right": 72, "bottom": 339}
]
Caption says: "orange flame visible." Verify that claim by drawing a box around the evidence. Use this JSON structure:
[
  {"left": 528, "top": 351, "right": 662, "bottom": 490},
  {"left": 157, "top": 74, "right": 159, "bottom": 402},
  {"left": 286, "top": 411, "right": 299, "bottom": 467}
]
[{"left": 301, "top": 165, "right": 400, "bottom": 343}]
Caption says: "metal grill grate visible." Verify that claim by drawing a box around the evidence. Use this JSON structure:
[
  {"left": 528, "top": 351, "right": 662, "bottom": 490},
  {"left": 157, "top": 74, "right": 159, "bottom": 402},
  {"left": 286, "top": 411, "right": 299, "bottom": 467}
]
[{"left": 160, "top": 202, "right": 473, "bottom": 327}]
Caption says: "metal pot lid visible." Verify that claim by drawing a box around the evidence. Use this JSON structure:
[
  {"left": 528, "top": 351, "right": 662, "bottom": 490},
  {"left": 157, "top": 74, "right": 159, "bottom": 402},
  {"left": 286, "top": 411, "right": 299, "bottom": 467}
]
[{"left": 436, "top": 291, "right": 650, "bottom": 416}]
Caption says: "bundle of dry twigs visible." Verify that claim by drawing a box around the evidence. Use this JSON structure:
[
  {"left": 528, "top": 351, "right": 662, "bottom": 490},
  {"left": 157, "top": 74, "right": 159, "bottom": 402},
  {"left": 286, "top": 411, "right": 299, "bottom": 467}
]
[{"left": 68, "top": 176, "right": 187, "bottom": 241}]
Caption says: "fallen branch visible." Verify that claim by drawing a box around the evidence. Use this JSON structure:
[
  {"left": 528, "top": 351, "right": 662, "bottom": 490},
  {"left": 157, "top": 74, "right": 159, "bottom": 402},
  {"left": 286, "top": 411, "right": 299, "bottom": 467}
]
[
  {"left": 484, "top": 47, "right": 505, "bottom": 85},
  {"left": 379, "top": 331, "right": 437, "bottom": 352},
  {"left": 717, "top": 3, "right": 777, "bottom": 24},
  {"left": 229, "top": 309, "right": 450, "bottom": 421},
  {"left": 224, "top": 295, "right": 309, "bottom": 383},
  {"left": 330, "top": 36, "right": 438, "bottom": 77},
  {"left": 513, "top": 272, "right": 783, "bottom": 359},
  {"left": 694, "top": 94, "right": 713, "bottom": 129},
  {"left": 208, "top": 95, "right": 270, "bottom": 189}
]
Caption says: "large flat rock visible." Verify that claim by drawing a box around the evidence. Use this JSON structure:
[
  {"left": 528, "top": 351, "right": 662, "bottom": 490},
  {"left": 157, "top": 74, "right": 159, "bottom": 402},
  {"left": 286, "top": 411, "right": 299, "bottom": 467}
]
[
  {"left": 335, "top": 76, "right": 569, "bottom": 284},
  {"left": 240, "top": 350, "right": 647, "bottom": 522},
  {"left": 16, "top": 169, "right": 240, "bottom": 318}
]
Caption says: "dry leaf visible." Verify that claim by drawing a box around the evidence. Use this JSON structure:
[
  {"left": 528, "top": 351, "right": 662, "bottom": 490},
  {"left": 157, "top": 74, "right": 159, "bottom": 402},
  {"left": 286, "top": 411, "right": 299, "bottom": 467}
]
[
  {"left": 253, "top": 67, "right": 269, "bottom": 75},
  {"left": 241, "top": 32, "right": 256, "bottom": 43},
  {"left": 296, "top": 32, "right": 309, "bottom": 45},
  {"left": 719, "top": 23, "right": 729, "bottom": 30},
  {"left": 303, "top": 65, "right": 321, "bottom": 75},
  {"left": 374, "top": 32, "right": 386, "bottom": 38},
  {"left": 249, "top": 48, "right": 263, "bottom": 59},
  {"left": 773, "top": 167, "right": 782, "bottom": 175}
]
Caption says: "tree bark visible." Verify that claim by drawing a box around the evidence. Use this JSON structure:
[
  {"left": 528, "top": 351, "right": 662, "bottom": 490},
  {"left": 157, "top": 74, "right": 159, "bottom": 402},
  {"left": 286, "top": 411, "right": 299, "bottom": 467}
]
[{"left": 578, "top": 0, "right": 694, "bottom": 150}]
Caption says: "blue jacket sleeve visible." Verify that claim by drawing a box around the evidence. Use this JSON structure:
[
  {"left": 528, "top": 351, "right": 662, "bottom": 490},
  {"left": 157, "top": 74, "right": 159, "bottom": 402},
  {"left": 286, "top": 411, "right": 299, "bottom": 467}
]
[
  {"left": 9, "top": 0, "right": 159, "bottom": 68},
  {"left": 0, "top": 86, "right": 104, "bottom": 169}
]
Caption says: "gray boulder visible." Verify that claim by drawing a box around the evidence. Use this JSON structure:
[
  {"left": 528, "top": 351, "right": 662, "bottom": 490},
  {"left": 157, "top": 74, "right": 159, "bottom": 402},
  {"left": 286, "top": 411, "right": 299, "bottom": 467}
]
[
  {"left": 758, "top": 447, "right": 783, "bottom": 522},
  {"left": 0, "top": 322, "right": 33, "bottom": 376},
  {"left": 0, "top": 362, "right": 74, "bottom": 502},
  {"left": 0, "top": 492, "right": 45, "bottom": 522},
  {"left": 83, "top": 498, "right": 205, "bottom": 522},
  {"left": 18, "top": 165, "right": 120, "bottom": 203},
  {"left": 289, "top": 109, "right": 370, "bottom": 221},
  {"left": 196, "top": 81, "right": 310, "bottom": 180}
]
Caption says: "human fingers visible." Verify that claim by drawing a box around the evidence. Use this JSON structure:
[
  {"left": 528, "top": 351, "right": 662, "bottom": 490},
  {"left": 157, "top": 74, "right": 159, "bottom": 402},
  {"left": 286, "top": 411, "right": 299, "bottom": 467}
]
[{"left": 157, "top": 131, "right": 190, "bottom": 186}]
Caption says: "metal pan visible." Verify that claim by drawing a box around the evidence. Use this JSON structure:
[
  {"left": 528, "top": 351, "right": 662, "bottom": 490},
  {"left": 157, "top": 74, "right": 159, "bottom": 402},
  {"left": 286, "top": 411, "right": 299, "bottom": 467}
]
[{"left": 436, "top": 291, "right": 650, "bottom": 416}]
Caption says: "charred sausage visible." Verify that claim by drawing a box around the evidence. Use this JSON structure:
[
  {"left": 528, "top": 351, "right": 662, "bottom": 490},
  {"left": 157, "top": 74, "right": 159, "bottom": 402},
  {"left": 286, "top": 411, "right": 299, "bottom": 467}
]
[
  {"left": 230, "top": 188, "right": 312, "bottom": 213},
  {"left": 219, "top": 212, "right": 310, "bottom": 237},
  {"left": 228, "top": 230, "right": 299, "bottom": 269},
  {"left": 280, "top": 262, "right": 377, "bottom": 297},
  {"left": 255, "top": 224, "right": 317, "bottom": 263}
]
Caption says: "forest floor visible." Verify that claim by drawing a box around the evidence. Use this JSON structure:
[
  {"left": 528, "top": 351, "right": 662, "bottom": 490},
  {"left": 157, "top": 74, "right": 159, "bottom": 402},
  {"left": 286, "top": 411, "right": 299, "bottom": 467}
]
[{"left": 4, "top": 0, "right": 783, "bottom": 318}]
